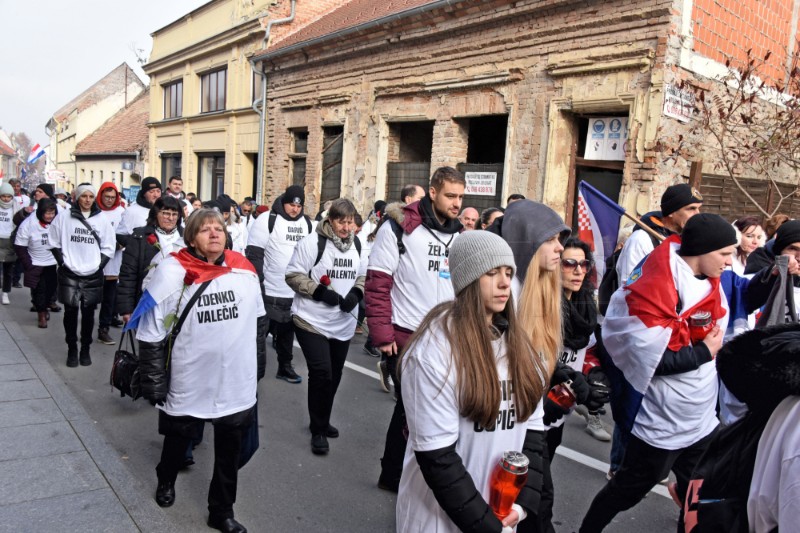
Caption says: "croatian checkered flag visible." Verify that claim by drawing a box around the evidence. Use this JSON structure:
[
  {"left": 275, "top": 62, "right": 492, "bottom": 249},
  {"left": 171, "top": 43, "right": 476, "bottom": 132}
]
[{"left": 577, "top": 181, "right": 625, "bottom": 280}]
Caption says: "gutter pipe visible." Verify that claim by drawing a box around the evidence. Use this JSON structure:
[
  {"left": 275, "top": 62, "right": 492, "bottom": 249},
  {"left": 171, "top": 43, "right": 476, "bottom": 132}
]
[{"left": 251, "top": 0, "right": 296, "bottom": 204}]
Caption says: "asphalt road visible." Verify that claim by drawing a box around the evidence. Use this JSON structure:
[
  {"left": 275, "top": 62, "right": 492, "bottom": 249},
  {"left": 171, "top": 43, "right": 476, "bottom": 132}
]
[{"left": 7, "top": 294, "right": 680, "bottom": 532}]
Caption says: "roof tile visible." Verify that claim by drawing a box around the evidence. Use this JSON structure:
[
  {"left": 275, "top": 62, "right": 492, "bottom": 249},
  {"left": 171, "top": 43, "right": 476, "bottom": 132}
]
[
  {"left": 73, "top": 90, "right": 150, "bottom": 155},
  {"left": 265, "top": 0, "right": 440, "bottom": 54},
  {"left": 53, "top": 63, "right": 145, "bottom": 123}
]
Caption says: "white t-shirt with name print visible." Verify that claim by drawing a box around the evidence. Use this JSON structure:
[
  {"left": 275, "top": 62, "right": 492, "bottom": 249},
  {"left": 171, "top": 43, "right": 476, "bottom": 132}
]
[
  {"left": 0, "top": 206, "right": 15, "bottom": 238},
  {"left": 48, "top": 211, "right": 115, "bottom": 276},
  {"left": 631, "top": 256, "right": 726, "bottom": 450},
  {"left": 288, "top": 233, "right": 368, "bottom": 340},
  {"left": 14, "top": 214, "right": 56, "bottom": 266},
  {"left": 368, "top": 221, "right": 458, "bottom": 331},
  {"left": 117, "top": 202, "right": 150, "bottom": 236},
  {"left": 397, "top": 320, "right": 539, "bottom": 533},
  {"left": 98, "top": 206, "right": 124, "bottom": 276},
  {"left": 247, "top": 213, "right": 313, "bottom": 298},
  {"left": 136, "top": 256, "right": 266, "bottom": 419}
]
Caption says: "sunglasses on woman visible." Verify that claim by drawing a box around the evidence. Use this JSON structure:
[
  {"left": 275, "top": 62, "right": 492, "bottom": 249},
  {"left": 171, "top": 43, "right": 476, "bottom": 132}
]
[{"left": 561, "top": 258, "right": 594, "bottom": 271}]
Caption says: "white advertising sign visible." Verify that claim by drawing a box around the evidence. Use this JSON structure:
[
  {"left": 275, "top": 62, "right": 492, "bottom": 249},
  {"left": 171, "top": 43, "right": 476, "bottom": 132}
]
[
  {"left": 464, "top": 172, "right": 497, "bottom": 196},
  {"left": 663, "top": 83, "right": 695, "bottom": 123},
  {"left": 584, "top": 118, "right": 607, "bottom": 160}
]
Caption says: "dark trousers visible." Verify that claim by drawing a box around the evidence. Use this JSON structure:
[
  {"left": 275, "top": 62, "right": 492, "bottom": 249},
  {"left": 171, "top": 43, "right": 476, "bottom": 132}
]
[
  {"left": 156, "top": 407, "right": 254, "bottom": 520},
  {"left": 31, "top": 266, "right": 57, "bottom": 312},
  {"left": 99, "top": 278, "right": 117, "bottom": 329},
  {"left": 63, "top": 303, "right": 96, "bottom": 347},
  {"left": 270, "top": 319, "right": 296, "bottom": 366},
  {"left": 378, "top": 325, "right": 413, "bottom": 488},
  {"left": 580, "top": 431, "right": 716, "bottom": 533},
  {"left": 1, "top": 260, "right": 14, "bottom": 293},
  {"left": 13, "top": 259, "right": 22, "bottom": 285},
  {"left": 294, "top": 327, "right": 351, "bottom": 434}
]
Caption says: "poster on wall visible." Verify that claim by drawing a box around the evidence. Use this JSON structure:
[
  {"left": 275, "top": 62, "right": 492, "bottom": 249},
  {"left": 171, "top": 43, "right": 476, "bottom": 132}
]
[
  {"left": 464, "top": 172, "right": 497, "bottom": 196},
  {"left": 584, "top": 117, "right": 627, "bottom": 161},
  {"left": 663, "top": 84, "right": 695, "bottom": 123},
  {"left": 584, "top": 118, "right": 607, "bottom": 160}
]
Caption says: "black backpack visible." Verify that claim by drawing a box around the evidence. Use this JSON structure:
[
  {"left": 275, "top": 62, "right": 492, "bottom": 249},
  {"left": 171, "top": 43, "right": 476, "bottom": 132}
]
[{"left": 683, "top": 410, "right": 772, "bottom": 533}]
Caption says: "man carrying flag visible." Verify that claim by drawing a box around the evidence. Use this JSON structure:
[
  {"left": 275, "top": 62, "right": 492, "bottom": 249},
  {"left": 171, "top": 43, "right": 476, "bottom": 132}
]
[{"left": 579, "top": 214, "right": 736, "bottom": 532}]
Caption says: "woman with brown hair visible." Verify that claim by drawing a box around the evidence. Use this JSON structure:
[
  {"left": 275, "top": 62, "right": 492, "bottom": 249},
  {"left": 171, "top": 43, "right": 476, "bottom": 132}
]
[
  {"left": 731, "top": 215, "right": 765, "bottom": 275},
  {"left": 397, "top": 231, "right": 548, "bottom": 533}
]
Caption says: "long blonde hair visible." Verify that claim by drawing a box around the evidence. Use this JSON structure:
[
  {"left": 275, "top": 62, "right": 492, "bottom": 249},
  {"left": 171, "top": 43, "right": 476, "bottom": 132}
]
[
  {"left": 517, "top": 246, "right": 563, "bottom": 375},
  {"left": 399, "top": 281, "right": 547, "bottom": 429}
]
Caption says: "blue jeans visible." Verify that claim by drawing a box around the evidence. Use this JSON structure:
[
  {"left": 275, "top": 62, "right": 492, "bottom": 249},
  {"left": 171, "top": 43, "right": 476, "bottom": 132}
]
[{"left": 610, "top": 425, "right": 627, "bottom": 473}]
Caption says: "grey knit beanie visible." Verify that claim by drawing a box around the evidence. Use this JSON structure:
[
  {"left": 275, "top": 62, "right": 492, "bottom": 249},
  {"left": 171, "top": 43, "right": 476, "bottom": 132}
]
[
  {"left": 449, "top": 231, "right": 516, "bottom": 295},
  {"left": 75, "top": 183, "right": 96, "bottom": 199}
]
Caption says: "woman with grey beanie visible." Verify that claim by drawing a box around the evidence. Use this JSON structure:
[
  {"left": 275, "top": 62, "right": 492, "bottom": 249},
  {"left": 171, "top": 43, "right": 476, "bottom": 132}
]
[{"left": 396, "top": 230, "right": 548, "bottom": 533}]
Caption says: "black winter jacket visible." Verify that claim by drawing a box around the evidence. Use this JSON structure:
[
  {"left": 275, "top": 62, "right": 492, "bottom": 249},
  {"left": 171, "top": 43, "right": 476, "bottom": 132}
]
[{"left": 116, "top": 225, "right": 183, "bottom": 316}]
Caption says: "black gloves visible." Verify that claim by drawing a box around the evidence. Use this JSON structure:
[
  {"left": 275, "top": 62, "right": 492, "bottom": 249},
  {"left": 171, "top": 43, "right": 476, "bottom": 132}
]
[
  {"left": 543, "top": 396, "right": 570, "bottom": 426},
  {"left": 149, "top": 398, "right": 165, "bottom": 407},
  {"left": 552, "top": 363, "right": 591, "bottom": 405},
  {"left": 51, "top": 248, "right": 64, "bottom": 267},
  {"left": 312, "top": 284, "right": 342, "bottom": 307},
  {"left": 584, "top": 367, "right": 611, "bottom": 412},
  {"left": 339, "top": 287, "right": 363, "bottom": 313}
]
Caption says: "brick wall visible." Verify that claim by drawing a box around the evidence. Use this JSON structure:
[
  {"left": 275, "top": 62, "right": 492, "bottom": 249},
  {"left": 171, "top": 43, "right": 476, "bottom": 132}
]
[
  {"left": 261, "top": 0, "right": 675, "bottom": 213},
  {"left": 692, "top": 0, "right": 797, "bottom": 83}
]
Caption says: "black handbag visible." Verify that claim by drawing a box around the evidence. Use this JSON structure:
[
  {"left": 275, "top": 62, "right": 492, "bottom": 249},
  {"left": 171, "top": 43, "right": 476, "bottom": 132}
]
[
  {"left": 110, "top": 280, "right": 212, "bottom": 401},
  {"left": 110, "top": 330, "right": 141, "bottom": 399}
]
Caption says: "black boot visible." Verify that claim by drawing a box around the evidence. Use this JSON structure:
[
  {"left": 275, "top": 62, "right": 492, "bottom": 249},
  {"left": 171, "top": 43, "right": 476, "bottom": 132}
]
[
  {"left": 276, "top": 364, "right": 302, "bottom": 384},
  {"left": 66, "top": 345, "right": 79, "bottom": 367},
  {"left": 79, "top": 345, "right": 91, "bottom": 366},
  {"left": 155, "top": 480, "right": 175, "bottom": 507}
]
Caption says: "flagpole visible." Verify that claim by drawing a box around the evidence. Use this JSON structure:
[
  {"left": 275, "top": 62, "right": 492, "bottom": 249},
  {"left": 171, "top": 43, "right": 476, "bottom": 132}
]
[{"left": 622, "top": 211, "right": 666, "bottom": 242}]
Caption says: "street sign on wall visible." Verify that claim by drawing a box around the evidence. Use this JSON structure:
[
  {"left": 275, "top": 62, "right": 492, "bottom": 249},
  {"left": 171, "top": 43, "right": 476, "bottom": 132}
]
[{"left": 464, "top": 171, "right": 497, "bottom": 196}]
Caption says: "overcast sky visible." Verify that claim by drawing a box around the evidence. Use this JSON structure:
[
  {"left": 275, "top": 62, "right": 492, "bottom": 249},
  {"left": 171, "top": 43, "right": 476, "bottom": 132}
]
[{"left": 0, "top": 0, "right": 209, "bottom": 147}]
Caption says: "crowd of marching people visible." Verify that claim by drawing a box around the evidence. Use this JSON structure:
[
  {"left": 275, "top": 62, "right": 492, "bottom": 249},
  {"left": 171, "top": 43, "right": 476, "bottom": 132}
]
[{"left": 2, "top": 167, "right": 800, "bottom": 533}]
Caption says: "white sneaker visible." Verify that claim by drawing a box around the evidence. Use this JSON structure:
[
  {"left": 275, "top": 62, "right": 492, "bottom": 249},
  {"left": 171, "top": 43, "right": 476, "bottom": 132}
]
[
  {"left": 585, "top": 414, "right": 611, "bottom": 441},
  {"left": 1, "top": 293, "right": 9, "bottom": 305}
]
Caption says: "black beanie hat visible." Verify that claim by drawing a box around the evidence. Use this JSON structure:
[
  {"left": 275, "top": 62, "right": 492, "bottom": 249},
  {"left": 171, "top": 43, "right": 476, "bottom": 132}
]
[
  {"left": 774, "top": 219, "right": 800, "bottom": 255},
  {"left": 661, "top": 184, "right": 703, "bottom": 217},
  {"left": 36, "top": 183, "right": 55, "bottom": 199},
  {"left": 141, "top": 177, "right": 161, "bottom": 193},
  {"left": 679, "top": 213, "right": 738, "bottom": 257},
  {"left": 283, "top": 185, "right": 305, "bottom": 206}
]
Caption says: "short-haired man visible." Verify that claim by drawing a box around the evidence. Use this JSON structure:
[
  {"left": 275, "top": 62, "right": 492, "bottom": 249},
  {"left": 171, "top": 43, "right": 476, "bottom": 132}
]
[
  {"left": 580, "top": 214, "right": 755, "bottom": 532},
  {"left": 366, "top": 166, "right": 465, "bottom": 491},
  {"left": 400, "top": 183, "right": 425, "bottom": 205},
  {"left": 616, "top": 183, "right": 703, "bottom": 283},
  {"left": 246, "top": 185, "right": 313, "bottom": 384},
  {"left": 507, "top": 193, "right": 526, "bottom": 204},
  {"left": 165, "top": 176, "right": 184, "bottom": 200},
  {"left": 240, "top": 198, "right": 256, "bottom": 231},
  {"left": 458, "top": 207, "right": 479, "bottom": 230},
  {"left": 8, "top": 178, "right": 29, "bottom": 212}
]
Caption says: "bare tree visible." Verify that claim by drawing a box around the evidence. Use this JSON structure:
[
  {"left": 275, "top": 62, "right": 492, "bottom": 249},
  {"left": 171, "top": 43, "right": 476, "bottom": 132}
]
[{"left": 687, "top": 45, "right": 800, "bottom": 218}]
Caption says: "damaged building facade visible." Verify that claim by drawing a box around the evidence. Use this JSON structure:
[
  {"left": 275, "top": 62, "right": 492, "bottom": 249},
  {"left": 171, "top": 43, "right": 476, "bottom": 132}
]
[{"left": 252, "top": 0, "right": 800, "bottom": 220}]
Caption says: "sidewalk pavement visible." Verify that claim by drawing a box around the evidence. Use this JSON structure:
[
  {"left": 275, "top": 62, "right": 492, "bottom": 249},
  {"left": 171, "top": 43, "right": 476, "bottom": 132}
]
[{"left": 0, "top": 315, "right": 177, "bottom": 533}]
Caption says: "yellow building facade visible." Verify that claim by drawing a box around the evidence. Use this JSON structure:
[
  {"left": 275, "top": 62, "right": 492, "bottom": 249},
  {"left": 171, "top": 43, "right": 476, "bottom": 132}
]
[{"left": 144, "top": 0, "right": 278, "bottom": 202}]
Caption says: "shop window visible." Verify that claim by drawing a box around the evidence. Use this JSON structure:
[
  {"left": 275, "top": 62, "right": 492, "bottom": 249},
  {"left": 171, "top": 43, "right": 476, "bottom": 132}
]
[
  {"left": 198, "top": 154, "right": 225, "bottom": 200},
  {"left": 161, "top": 154, "right": 182, "bottom": 188}
]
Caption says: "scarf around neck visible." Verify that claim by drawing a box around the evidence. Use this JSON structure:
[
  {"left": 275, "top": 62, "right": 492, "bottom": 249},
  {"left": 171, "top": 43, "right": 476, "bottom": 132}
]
[
  {"left": 419, "top": 196, "right": 462, "bottom": 234},
  {"left": 562, "top": 290, "right": 598, "bottom": 351}
]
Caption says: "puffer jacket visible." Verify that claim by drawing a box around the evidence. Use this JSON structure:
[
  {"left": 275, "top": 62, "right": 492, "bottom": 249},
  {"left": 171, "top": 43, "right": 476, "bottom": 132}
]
[{"left": 117, "top": 225, "right": 183, "bottom": 315}]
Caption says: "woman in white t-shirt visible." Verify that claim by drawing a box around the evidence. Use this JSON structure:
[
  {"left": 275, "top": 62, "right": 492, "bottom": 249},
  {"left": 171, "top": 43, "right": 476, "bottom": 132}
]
[
  {"left": 14, "top": 199, "right": 58, "bottom": 328},
  {"left": 397, "top": 231, "right": 548, "bottom": 533},
  {"left": 285, "top": 198, "right": 368, "bottom": 455},
  {"left": 0, "top": 183, "right": 18, "bottom": 305}
]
